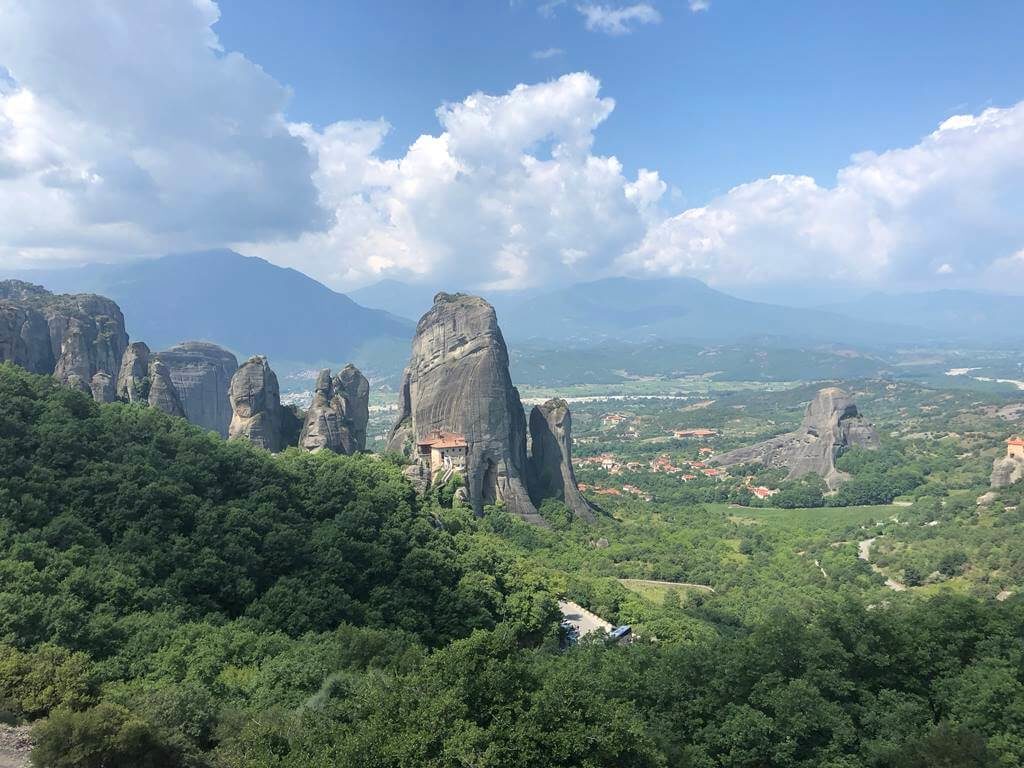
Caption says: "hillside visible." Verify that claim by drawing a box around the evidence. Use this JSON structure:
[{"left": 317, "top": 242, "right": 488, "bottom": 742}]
[
  {"left": 353, "top": 276, "right": 925, "bottom": 346},
  {"left": 2, "top": 251, "right": 413, "bottom": 368},
  {"left": 825, "top": 289, "right": 1024, "bottom": 342}
]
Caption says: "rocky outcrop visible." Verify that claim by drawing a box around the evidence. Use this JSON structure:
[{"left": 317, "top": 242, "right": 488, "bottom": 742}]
[
  {"left": 299, "top": 364, "right": 369, "bottom": 454},
  {"left": 528, "top": 398, "right": 596, "bottom": 522},
  {"left": 155, "top": 342, "right": 238, "bottom": 437},
  {"left": 116, "top": 342, "right": 151, "bottom": 403},
  {"left": 0, "top": 280, "right": 128, "bottom": 401},
  {"left": 388, "top": 292, "right": 590, "bottom": 524},
  {"left": 991, "top": 456, "right": 1024, "bottom": 488},
  {"left": 712, "top": 387, "right": 880, "bottom": 490},
  {"left": 90, "top": 372, "right": 116, "bottom": 404},
  {"left": 147, "top": 360, "right": 186, "bottom": 418},
  {"left": 388, "top": 292, "right": 539, "bottom": 520},
  {"left": 228, "top": 356, "right": 287, "bottom": 452},
  {"left": 0, "top": 302, "right": 53, "bottom": 374}
]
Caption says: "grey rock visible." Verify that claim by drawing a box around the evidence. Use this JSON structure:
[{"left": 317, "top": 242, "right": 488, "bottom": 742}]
[
  {"left": 403, "top": 462, "right": 431, "bottom": 495},
  {"left": 0, "top": 302, "right": 54, "bottom": 374},
  {"left": 387, "top": 292, "right": 538, "bottom": 520},
  {"left": 991, "top": 456, "right": 1024, "bottom": 488},
  {"left": 90, "top": 372, "right": 116, "bottom": 404},
  {"left": 712, "top": 387, "right": 880, "bottom": 490},
  {"left": 335, "top": 363, "right": 370, "bottom": 449},
  {"left": 528, "top": 398, "right": 596, "bottom": 522},
  {"left": 147, "top": 360, "right": 186, "bottom": 418},
  {"left": 155, "top": 341, "right": 238, "bottom": 437},
  {"left": 298, "top": 364, "right": 369, "bottom": 454},
  {"left": 0, "top": 280, "right": 128, "bottom": 401},
  {"left": 228, "top": 355, "right": 286, "bottom": 452},
  {"left": 116, "top": 342, "right": 151, "bottom": 403}
]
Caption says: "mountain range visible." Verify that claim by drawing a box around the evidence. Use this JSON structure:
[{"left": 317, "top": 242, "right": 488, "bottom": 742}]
[
  {"left": 2, "top": 251, "right": 413, "bottom": 371},
  {"left": 6, "top": 253, "right": 1023, "bottom": 381}
]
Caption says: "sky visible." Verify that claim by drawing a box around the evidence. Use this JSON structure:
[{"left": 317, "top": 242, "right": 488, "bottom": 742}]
[{"left": 1, "top": 0, "right": 1023, "bottom": 297}]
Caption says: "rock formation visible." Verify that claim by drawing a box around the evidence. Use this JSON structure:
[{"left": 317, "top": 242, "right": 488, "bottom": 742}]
[
  {"left": 147, "top": 360, "right": 186, "bottom": 418},
  {"left": 991, "top": 456, "right": 1024, "bottom": 488},
  {"left": 90, "top": 372, "right": 116, "bottom": 404},
  {"left": 228, "top": 356, "right": 288, "bottom": 452},
  {"left": 0, "top": 281, "right": 128, "bottom": 401},
  {"left": 528, "top": 398, "right": 596, "bottom": 522},
  {"left": 299, "top": 364, "right": 369, "bottom": 454},
  {"left": 155, "top": 342, "right": 238, "bottom": 437},
  {"left": 116, "top": 342, "right": 151, "bottom": 403},
  {"left": 712, "top": 387, "right": 880, "bottom": 490},
  {"left": 388, "top": 292, "right": 590, "bottom": 524}
]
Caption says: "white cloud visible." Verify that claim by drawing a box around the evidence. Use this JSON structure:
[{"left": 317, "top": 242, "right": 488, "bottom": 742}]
[
  {"left": 2, "top": 1, "right": 1023, "bottom": 298},
  {"left": 621, "top": 102, "right": 1024, "bottom": 290},
  {"left": 689, "top": 0, "right": 710, "bottom": 11},
  {"left": 576, "top": 3, "right": 661, "bottom": 35},
  {"left": 0, "top": 0, "right": 324, "bottom": 268},
  {"left": 245, "top": 73, "right": 663, "bottom": 290},
  {"left": 531, "top": 47, "right": 565, "bottom": 59}
]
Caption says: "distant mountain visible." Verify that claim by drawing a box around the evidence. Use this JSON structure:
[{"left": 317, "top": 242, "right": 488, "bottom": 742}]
[
  {"left": 2, "top": 251, "right": 413, "bottom": 369},
  {"left": 487, "top": 276, "right": 922, "bottom": 346},
  {"left": 823, "top": 289, "right": 1024, "bottom": 342},
  {"left": 347, "top": 279, "right": 445, "bottom": 322}
]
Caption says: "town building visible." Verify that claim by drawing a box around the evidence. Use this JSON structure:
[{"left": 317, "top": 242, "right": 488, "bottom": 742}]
[
  {"left": 417, "top": 431, "right": 468, "bottom": 474},
  {"left": 1008, "top": 438, "right": 1024, "bottom": 460}
]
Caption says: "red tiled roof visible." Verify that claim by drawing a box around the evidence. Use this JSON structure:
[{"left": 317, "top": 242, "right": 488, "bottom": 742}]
[
  {"left": 1008, "top": 438, "right": 1024, "bottom": 447},
  {"left": 417, "top": 431, "right": 467, "bottom": 448}
]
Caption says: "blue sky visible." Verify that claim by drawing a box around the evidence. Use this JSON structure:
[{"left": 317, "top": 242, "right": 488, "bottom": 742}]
[
  {"left": 216, "top": 0, "right": 1024, "bottom": 206},
  {"left": 1, "top": 1, "right": 1023, "bottom": 295}
]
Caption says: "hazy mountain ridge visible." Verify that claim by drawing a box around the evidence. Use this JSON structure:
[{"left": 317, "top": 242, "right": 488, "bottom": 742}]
[{"left": 3, "top": 251, "right": 414, "bottom": 367}]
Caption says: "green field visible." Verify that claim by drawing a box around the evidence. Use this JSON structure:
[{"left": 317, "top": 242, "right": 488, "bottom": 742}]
[{"left": 705, "top": 502, "right": 901, "bottom": 532}]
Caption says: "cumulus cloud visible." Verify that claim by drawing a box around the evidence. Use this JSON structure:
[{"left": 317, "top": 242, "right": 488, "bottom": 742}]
[
  {"left": 576, "top": 3, "right": 661, "bottom": 35},
  {"left": 0, "top": 0, "right": 324, "bottom": 267},
  {"left": 689, "top": 0, "right": 710, "bottom": 11},
  {"left": 620, "top": 101, "right": 1024, "bottom": 290},
  {"left": 246, "top": 73, "right": 663, "bottom": 290}
]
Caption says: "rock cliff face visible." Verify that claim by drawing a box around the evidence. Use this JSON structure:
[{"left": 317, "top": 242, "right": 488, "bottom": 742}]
[
  {"left": 147, "top": 360, "right": 186, "bottom": 418},
  {"left": 116, "top": 342, "right": 151, "bottom": 403},
  {"left": 991, "top": 455, "right": 1024, "bottom": 488},
  {"left": 155, "top": 342, "right": 238, "bottom": 437},
  {"left": 299, "top": 364, "right": 369, "bottom": 454},
  {"left": 0, "top": 281, "right": 128, "bottom": 401},
  {"left": 90, "top": 372, "right": 115, "bottom": 404},
  {"left": 388, "top": 292, "right": 590, "bottom": 523},
  {"left": 528, "top": 398, "right": 596, "bottom": 522},
  {"left": 712, "top": 387, "right": 880, "bottom": 490},
  {"left": 228, "top": 356, "right": 287, "bottom": 452}
]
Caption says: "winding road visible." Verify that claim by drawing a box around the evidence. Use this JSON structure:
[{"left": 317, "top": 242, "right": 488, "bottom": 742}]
[{"left": 858, "top": 537, "right": 907, "bottom": 591}]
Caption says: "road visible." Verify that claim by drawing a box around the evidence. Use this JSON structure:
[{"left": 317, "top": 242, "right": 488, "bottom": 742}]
[
  {"left": 858, "top": 537, "right": 907, "bottom": 591},
  {"left": 558, "top": 600, "right": 612, "bottom": 638}
]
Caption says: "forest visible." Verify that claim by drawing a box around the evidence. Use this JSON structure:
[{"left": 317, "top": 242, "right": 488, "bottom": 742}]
[{"left": 2, "top": 363, "right": 1024, "bottom": 767}]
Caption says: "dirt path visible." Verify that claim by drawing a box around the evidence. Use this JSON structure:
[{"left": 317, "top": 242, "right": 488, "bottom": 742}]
[
  {"left": 858, "top": 537, "right": 907, "bottom": 591},
  {"left": 0, "top": 725, "right": 32, "bottom": 768},
  {"left": 617, "top": 578, "right": 716, "bottom": 593}
]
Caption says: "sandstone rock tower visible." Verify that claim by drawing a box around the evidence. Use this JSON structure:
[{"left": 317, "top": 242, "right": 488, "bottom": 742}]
[
  {"left": 528, "top": 398, "right": 596, "bottom": 522},
  {"left": 228, "top": 355, "right": 287, "bottom": 452},
  {"left": 388, "top": 292, "right": 539, "bottom": 520},
  {"left": 299, "top": 364, "right": 369, "bottom": 454},
  {"left": 155, "top": 342, "right": 239, "bottom": 437},
  {"left": 712, "top": 387, "right": 880, "bottom": 489},
  {"left": 0, "top": 281, "right": 128, "bottom": 402}
]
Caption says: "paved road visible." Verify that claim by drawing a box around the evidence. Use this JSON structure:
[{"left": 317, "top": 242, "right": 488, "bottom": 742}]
[{"left": 558, "top": 600, "right": 612, "bottom": 637}]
